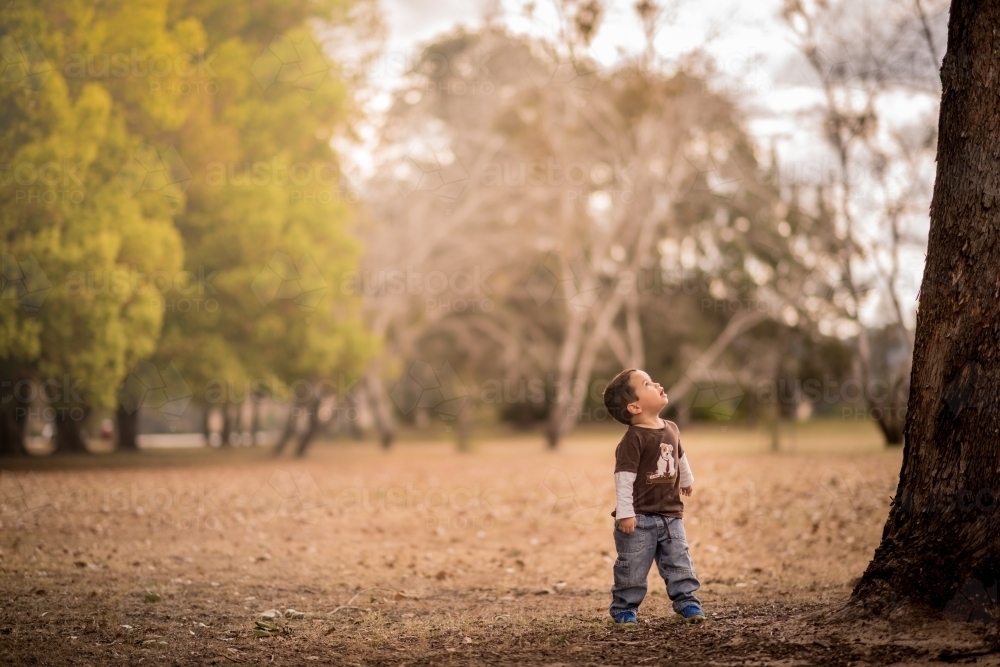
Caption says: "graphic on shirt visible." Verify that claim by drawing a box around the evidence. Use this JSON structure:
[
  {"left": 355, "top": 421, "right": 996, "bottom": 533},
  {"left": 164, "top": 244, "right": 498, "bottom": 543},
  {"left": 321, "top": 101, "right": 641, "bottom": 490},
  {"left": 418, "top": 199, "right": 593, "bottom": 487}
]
[{"left": 646, "top": 442, "right": 676, "bottom": 483}]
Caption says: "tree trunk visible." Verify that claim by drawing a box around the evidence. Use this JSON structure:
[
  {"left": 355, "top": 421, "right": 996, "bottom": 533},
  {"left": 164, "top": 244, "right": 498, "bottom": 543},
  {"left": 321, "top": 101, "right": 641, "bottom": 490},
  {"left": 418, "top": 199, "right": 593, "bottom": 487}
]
[
  {"left": 233, "top": 402, "right": 244, "bottom": 444},
  {"left": 366, "top": 368, "right": 395, "bottom": 449},
  {"left": 116, "top": 403, "right": 140, "bottom": 451},
  {"left": 0, "top": 406, "right": 28, "bottom": 456},
  {"left": 875, "top": 409, "right": 905, "bottom": 446},
  {"left": 203, "top": 405, "right": 213, "bottom": 445},
  {"left": 346, "top": 394, "right": 364, "bottom": 440},
  {"left": 249, "top": 397, "right": 260, "bottom": 446},
  {"left": 546, "top": 198, "right": 667, "bottom": 449},
  {"left": 220, "top": 402, "right": 232, "bottom": 447},
  {"left": 294, "top": 396, "right": 322, "bottom": 458},
  {"left": 851, "top": 0, "right": 1000, "bottom": 615},
  {"left": 455, "top": 403, "right": 472, "bottom": 452},
  {"left": 272, "top": 405, "right": 298, "bottom": 455},
  {"left": 53, "top": 409, "right": 89, "bottom": 454}
]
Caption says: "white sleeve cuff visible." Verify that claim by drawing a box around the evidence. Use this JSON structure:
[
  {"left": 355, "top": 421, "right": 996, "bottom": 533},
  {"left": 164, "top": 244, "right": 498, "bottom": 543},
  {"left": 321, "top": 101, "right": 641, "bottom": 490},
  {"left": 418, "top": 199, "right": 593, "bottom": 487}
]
[
  {"left": 678, "top": 453, "right": 694, "bottom": 488},
  {"left": 614, "top": 471, "right": 637, "bottom": 519}
]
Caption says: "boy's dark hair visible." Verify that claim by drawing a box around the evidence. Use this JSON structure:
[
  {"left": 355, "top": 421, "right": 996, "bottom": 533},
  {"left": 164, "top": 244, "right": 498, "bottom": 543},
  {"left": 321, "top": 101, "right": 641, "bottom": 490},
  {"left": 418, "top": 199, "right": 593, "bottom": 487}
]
[{"left": 603, "top": 368, "right": 639, "bottom": 425}]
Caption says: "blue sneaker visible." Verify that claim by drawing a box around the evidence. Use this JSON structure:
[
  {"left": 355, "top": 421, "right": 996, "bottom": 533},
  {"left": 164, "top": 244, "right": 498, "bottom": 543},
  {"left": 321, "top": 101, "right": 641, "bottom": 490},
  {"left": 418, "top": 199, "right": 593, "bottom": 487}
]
[
  {"left": 676, "top": 605, "right": 706, "bottom": 623},
  {"left": 612, "top": 610, "right": 637, "bottom": 625}
]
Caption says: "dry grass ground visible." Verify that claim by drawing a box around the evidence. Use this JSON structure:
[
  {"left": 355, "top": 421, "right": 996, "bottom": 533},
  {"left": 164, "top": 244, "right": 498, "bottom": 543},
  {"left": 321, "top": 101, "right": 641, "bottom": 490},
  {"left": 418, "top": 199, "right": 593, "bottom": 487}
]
[{"left": 1, "top": 421, "right": 997, "bottom": 665}]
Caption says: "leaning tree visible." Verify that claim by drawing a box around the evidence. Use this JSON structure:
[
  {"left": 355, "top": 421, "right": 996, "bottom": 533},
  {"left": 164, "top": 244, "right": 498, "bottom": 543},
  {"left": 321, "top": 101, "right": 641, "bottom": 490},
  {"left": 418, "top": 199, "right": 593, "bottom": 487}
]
[{"left": 850, "top": 0, "right": 1000, "bottom": 613}]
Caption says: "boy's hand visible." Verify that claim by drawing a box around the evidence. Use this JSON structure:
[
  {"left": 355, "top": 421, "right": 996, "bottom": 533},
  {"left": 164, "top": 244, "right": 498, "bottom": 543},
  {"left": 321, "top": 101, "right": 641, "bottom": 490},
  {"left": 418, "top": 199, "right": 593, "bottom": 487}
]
[
  {"left": 681, "top": 486, "right": 693, "bottom": 496},
  {"left": 616, "top": 517, "right": 636, "bottom": 534}
]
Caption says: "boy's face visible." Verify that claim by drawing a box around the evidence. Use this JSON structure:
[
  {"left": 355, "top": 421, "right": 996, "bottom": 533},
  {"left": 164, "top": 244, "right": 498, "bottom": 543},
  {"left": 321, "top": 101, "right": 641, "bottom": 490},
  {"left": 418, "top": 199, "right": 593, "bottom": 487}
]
[{"left": 627, "top": 370, "right": 668, "bottom": 419}]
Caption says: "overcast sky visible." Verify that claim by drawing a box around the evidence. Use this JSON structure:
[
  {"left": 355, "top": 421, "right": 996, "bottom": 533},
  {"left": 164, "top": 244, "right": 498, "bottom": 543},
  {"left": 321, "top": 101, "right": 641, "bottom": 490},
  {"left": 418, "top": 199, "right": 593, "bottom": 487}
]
[
  {"left": 360, "top": 0, "right": 802, "bottom": 162},
  {"left": 379, "top": 0, "right": 791, "bottom": 70},
  {"left": 362, "top": 0, "right": 842, "bottom": 176}
]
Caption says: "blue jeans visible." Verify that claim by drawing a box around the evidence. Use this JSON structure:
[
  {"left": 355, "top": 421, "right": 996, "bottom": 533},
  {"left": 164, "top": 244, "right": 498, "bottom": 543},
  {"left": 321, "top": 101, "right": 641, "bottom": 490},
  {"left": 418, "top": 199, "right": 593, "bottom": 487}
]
[{"left": 610, "top": 513, "right": 701, "bottom": 617}]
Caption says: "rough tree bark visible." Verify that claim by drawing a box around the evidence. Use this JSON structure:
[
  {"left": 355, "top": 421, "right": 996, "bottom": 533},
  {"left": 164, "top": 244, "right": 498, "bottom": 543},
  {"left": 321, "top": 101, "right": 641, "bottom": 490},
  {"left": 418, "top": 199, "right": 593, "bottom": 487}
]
[{"left": 850, "top": 0, "right": 1000, "bottom": 614}]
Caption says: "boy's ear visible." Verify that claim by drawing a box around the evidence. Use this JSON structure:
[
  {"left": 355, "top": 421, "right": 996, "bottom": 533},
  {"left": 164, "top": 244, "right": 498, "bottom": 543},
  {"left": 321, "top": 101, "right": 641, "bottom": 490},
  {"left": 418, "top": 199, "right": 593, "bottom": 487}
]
[{"left": 626, "top": 401, "right": 642, "bottom": 415}]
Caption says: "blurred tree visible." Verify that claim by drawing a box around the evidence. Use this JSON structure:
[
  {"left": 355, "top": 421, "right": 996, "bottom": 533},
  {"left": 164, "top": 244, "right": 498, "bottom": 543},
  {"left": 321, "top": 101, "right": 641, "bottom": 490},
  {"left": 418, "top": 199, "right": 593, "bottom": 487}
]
[
  {"left": 362, "top": 21, "right": 821, "bottom": 448},
  {"left": 140, "top": 0, "right": 373, "bottom": 454},
  {"left": 851, "top": 0, "right": 1000, "bottom": 615},
  {"left": 780, "top": 0, "right": 946, "bottom": 444},
  {"left": 1, "top": 1, "right": 186, "bottom": 454},
  {"left": 1, "top": 0, "right": 372, "bottom": 455}
]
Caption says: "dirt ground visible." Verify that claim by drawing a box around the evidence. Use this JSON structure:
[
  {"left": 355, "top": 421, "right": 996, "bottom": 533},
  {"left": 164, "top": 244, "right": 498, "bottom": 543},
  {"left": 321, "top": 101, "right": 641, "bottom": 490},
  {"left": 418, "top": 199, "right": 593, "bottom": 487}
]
[{"left": 1, "top": 421, "right": 998, "bottom": 666}]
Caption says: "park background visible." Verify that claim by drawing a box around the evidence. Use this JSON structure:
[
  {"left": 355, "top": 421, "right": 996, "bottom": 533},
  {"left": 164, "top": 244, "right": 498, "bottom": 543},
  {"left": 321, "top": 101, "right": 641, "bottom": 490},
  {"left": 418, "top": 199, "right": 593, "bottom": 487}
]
[{"left": 5, "top": 0, "right": 997, "bottom": 664}]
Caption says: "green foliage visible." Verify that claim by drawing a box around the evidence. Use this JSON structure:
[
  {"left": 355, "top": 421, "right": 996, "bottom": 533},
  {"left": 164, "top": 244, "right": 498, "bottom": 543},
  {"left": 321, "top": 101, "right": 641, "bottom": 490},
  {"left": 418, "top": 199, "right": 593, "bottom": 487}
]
[
  {"left": 153, "top": 0, "right": 370, "bottom": 399},
  {"left": 1, "top": 0, "right": 370, "bottom": 435},
  {"left": 1, "top": 0, "right": 185, "bottom": 409}
]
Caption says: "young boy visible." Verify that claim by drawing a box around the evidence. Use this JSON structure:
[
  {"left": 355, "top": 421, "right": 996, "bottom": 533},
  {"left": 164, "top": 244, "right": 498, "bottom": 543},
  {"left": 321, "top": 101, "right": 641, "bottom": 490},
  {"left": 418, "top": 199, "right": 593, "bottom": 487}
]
[{"left": 603, "top": 368, "right": 706, "bottom": 624}]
